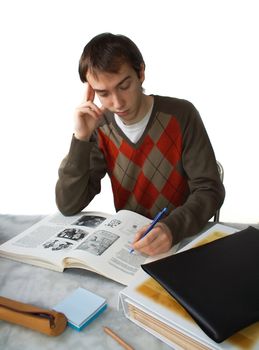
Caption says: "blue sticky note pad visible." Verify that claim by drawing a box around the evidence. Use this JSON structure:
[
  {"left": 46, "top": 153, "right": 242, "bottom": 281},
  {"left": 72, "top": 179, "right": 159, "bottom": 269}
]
[{"left": 53, "top": 287, "right": 107, "bottom": 331}]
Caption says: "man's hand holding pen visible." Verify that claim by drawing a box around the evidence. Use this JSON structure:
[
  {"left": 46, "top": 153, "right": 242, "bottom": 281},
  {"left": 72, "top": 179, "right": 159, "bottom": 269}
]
[
  {"left": 132, "top": 222, "right": 173, "bottom": 256},
  {"left": 131, "top": 208, "right": 173, "bottom": 256}
]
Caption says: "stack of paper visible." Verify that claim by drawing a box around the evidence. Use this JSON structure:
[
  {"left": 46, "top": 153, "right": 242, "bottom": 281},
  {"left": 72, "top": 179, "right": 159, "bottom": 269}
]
[{"left": 54, "top": 287, "right": 107, "bottom": 331}]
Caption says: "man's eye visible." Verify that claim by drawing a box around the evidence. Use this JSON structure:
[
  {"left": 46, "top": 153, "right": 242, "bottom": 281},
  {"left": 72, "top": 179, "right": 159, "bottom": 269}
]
[
  {"left": 120, "top": 82, "right": 131, "bottom": 90},
  {"left": 98, "top": 92, "right": 108, "bottom": 97}
]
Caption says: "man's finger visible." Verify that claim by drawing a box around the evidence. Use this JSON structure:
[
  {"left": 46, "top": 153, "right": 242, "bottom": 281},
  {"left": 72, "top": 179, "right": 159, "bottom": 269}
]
[{"left": 86, "top": 83, "right": 95, "bottom": 102}]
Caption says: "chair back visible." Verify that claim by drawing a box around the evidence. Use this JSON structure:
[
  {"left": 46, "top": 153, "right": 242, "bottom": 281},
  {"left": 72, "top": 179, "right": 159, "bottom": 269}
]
[{"left": 213, "top": 161, "right": 224, "bottom": 222}]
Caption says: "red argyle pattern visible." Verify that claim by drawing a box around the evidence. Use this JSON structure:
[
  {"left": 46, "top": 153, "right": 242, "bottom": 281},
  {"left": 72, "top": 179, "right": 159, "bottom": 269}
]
[{"left": 98, "top": 113, "right": 189, "bottom": 218}]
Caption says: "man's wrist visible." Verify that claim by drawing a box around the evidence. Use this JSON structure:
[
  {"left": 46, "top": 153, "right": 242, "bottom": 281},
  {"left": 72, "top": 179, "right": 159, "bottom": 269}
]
[{"left": 74, "top": 133, "right": 90, "bottom": 142}]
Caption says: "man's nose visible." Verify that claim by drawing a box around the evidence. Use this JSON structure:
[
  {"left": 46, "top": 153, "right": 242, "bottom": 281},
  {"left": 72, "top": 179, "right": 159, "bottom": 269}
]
[{"left": 112, "top": 94, "right": 125, "bottom": 109}]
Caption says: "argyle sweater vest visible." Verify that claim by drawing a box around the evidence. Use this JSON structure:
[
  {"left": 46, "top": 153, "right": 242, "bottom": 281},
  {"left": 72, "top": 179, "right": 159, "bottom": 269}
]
[{"left": 97, "top": 110, "right": 190, "bottom": 219}]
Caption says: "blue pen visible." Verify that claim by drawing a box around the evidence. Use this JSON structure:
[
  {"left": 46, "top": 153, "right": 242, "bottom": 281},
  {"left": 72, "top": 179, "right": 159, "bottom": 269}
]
[{"left": 130, "top": 207, "right": 168, "bottom": 254}]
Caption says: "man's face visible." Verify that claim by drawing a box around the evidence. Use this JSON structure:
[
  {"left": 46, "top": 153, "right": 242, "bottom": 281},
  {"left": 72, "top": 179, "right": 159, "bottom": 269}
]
[{"left": 86, "top": 63, "right": 145, "bottom": 124}]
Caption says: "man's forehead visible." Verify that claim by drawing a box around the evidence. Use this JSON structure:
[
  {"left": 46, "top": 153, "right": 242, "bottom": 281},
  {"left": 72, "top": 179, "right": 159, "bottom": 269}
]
[{"left": 86, "top": 63, "right": 133, "bottom": 89}]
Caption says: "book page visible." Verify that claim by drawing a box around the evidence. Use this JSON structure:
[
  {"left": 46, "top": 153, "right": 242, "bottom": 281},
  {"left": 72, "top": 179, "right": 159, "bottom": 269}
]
[
  {"left": 63, "top": 210, "right": 177, "bottom": 285},
  {"left": 0, "top": 211, "right": 111, "bottom": 270}
]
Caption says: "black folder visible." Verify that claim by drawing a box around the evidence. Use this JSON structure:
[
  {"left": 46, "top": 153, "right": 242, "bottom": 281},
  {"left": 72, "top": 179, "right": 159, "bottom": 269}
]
[{"left": 141, "top": 226, "right": 259, "bottom": 343}]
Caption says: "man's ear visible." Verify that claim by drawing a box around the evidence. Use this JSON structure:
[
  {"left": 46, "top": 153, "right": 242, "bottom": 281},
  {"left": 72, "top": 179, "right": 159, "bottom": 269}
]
[{"left": 139, "top": 63, "right": 145, "bottom": 83}]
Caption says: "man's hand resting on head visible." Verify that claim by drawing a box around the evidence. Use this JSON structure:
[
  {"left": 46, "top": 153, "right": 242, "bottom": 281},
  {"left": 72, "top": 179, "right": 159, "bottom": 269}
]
[{"left": 74, "top": 83, "right": 106, "bottom": 141}]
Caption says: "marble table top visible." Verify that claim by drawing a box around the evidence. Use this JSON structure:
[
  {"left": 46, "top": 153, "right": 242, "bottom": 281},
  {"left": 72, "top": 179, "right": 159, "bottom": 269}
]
[
  {"left": 1, "top": 215, "right": 258, "bottom": 350},
  {"left": 0, "top": 214, "right": 174, "bottom": 350}
]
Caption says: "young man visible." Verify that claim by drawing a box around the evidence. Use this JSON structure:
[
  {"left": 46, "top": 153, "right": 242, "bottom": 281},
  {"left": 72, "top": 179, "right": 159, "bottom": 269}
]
[{"left": 56, "top": 33, "right": 225, "bottom": 256}]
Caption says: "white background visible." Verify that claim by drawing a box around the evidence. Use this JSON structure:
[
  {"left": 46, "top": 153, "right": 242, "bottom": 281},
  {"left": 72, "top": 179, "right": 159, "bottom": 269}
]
[{"left": 0, "top": 0, "right": 258, "bottom": 223}]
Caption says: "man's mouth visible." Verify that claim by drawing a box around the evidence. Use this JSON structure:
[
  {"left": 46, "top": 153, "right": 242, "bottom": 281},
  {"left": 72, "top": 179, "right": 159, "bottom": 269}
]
[{"left": 116, "top": 110, "right": 129, "bottom": 117}]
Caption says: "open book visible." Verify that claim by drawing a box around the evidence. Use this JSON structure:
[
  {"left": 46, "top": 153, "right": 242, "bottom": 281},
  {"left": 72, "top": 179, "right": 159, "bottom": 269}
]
[
  {"left": 0, "top": 210, "right": 177, "bottom": 286},
  {"left": 119, "top": 223, "right": 259, "bottom": 349}
]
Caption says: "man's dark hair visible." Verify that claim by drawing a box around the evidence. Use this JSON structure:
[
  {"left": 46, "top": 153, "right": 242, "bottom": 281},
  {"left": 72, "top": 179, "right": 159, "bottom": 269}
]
[{"left": 78, "top": 33, "right": 145, "bottom": 82}]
